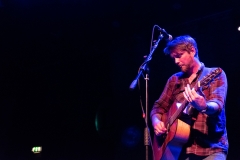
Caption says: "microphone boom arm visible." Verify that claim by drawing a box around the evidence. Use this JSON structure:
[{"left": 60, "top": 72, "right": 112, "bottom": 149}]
[{"left": 129, "top": 34, "right": 164, "bottom": 90}]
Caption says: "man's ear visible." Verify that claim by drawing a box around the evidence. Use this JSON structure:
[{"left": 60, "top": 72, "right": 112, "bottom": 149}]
[{"left": 190, "top": 47, "right": 196, "bottom": 57}]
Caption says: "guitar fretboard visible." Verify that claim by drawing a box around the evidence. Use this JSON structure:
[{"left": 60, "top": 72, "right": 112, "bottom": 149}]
[{"left": 167, "top": 68, "right": 222, "bottom": 126}]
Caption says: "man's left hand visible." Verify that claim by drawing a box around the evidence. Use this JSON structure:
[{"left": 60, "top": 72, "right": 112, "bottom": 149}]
[{"left": 183, "top": 84, "right": 207, "bottom": 111}]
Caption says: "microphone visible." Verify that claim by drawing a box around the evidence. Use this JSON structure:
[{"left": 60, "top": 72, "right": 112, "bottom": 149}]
[{"left": 159, "top": 28, "right": 173, "bottom": 41}]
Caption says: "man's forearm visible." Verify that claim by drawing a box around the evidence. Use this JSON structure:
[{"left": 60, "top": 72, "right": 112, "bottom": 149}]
[
  {"left": 202, "top": 101, "right": 220, "bottom": 115},
  {"left": 151, "top": 114, "right": 162, "bottom": 122}
]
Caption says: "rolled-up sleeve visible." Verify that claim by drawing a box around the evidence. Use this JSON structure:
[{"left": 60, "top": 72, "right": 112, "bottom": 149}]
[{"left": 207, "top": 70, "right": 228, "bottom": 112}]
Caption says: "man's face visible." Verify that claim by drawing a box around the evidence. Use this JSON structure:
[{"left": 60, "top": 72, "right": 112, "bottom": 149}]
[{"left": 170, "top": 49, "right": 195, "bottom": 73}]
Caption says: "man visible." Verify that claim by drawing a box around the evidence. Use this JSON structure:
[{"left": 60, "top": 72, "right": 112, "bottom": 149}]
[{"left": 150, "top": 35, "right": 228, "bottom": 160}]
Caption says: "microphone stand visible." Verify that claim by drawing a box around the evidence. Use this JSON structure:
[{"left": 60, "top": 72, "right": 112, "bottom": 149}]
[{"left": 129, "top": 34, "right": 165, "bottom": 160}]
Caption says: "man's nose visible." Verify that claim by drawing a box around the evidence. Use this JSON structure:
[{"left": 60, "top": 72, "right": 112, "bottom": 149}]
[{"left": 175, "top": 58, "right": 180, "bottom": 64}]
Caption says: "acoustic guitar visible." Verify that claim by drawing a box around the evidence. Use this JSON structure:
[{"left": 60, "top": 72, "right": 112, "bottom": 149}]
[{"left": 152, "top": 68, "right": 222, "bottom": 160}]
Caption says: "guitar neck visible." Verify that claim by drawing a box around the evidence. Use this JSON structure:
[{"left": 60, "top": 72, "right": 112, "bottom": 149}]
[
  {"left": 167, "top": 67, "right": 222, "bottom": 127},
  {"left": 168, "top": 100, "right": 188, "bottom": 126}
]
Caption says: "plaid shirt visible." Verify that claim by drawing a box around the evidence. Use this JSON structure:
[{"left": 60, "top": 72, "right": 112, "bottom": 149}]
[{"left": 150, "top": 64, "right": 229, "bottom": 156}]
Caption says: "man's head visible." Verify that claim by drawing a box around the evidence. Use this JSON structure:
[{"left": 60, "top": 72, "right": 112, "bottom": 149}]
[
  {"left": 163, "top": 35, "right": 199, "bottom": 59},
  {"left": 164, "top": 35, "right": 200, "bottom": 73}
]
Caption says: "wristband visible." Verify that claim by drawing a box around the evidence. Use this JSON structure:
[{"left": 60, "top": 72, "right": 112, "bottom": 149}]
[{"left": 201, "top": 105, "right": 209, "bottom": 113}]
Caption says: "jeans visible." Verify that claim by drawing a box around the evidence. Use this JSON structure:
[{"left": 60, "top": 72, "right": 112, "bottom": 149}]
[{"left": 180, "top": 152, "right": 227, "bottom": 160}]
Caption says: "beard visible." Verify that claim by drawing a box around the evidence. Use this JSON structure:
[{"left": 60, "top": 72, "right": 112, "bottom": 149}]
[
  {"left": 179, "top": 58, "right": 194, "bottom": 73},
  {"left": 179, "top": 63, "right": 191, "bottom": 73}
]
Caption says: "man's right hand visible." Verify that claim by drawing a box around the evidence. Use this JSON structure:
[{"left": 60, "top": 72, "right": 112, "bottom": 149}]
[{"left": 152, "top": 114, "right": 167, "bottom": 136}]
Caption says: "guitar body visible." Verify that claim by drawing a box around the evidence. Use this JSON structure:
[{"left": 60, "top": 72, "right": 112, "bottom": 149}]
[{"left": 153, "top": 116, "right": 190, "bottom": 160}]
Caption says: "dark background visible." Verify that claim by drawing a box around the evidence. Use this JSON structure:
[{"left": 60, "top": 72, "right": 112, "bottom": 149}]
[{"left": 0, "top": 0, "right": 240, "bottom": 159}]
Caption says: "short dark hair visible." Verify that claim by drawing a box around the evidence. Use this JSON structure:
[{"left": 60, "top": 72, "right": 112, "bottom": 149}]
[{"left": 163, "top": 35, "right": 199, "bottom": 59}]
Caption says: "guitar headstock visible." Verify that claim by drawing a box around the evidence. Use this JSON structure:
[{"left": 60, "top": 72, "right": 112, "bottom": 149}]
[{"left": 200, "top": 68, "right": 222, "bottom": 87}]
